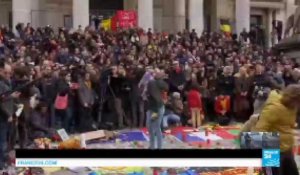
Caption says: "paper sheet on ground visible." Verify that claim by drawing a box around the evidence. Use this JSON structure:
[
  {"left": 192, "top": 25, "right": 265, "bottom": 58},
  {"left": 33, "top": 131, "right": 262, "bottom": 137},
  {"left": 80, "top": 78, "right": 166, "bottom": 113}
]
[
  {"left": 57, "top": 129, "right": 70, "bottom": 141},
  {"left": 189, "top": 132, "right": 223, "bottom": 141}
]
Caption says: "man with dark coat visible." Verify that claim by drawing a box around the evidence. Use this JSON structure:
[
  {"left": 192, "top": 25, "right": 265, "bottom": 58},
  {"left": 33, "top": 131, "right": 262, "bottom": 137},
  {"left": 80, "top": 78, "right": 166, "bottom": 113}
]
[
  {"left": 168, "top": 61, "right": 186, "bottom": 93},
  {"left": 0, "top": 61, "right": 20, "bottom": 170}
]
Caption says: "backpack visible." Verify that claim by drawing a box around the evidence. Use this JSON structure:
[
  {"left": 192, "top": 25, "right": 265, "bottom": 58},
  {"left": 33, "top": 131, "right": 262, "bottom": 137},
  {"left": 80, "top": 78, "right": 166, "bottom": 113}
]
[{"left": 54, "top": 94, "right": 68, "bottom": 110}]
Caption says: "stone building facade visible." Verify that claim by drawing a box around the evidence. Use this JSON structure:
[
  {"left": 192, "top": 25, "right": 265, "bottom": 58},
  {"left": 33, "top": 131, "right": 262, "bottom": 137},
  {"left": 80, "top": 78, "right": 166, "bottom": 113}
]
[{"left": 0, "top": 0, "right": 298, "bottom": 45}]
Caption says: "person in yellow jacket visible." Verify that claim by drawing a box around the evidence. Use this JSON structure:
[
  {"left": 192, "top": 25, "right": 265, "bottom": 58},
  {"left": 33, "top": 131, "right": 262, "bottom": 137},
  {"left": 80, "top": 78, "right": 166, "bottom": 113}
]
[{"left": 252, "top": 84, "right": 300, "bottom": 175}]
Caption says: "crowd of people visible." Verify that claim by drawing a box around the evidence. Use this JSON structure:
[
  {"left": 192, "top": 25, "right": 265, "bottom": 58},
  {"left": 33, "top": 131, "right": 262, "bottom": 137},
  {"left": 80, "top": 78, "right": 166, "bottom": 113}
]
[{"left": 0, "top": 22, "right": 300, "bottom": 173}]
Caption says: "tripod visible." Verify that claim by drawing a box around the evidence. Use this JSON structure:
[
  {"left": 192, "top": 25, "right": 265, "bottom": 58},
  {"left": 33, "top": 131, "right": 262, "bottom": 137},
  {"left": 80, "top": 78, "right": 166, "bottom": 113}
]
[{"left": 97, "top": 71, "right": 128, "bottom": 130}]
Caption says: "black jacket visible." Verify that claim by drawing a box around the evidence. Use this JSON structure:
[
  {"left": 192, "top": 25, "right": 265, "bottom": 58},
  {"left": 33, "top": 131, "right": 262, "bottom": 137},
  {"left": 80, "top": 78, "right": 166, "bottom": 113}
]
[
  {"left": 168, "top": 70, "right": 185, "bottom": 92},
  {"left": 217, "top": 74, "right": 235, "bottom": 95},
  {"left": 110, "top": 76, "right": 130, "bottom": 98},
  {"left": 29, "top": 111, "right": 51, "bottom": 140},
  {"left": 0, "top": 77, "right": 14, "bottom": 123}
]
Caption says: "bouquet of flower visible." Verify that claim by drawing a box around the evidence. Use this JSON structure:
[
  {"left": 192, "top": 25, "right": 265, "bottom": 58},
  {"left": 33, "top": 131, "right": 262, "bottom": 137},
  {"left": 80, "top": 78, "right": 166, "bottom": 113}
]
[
  {"left": 58, "top": 137, "right": 81, "bottom": 149},
  {"left": 34, "top": 138, "right": 52, "bottom": 149}
]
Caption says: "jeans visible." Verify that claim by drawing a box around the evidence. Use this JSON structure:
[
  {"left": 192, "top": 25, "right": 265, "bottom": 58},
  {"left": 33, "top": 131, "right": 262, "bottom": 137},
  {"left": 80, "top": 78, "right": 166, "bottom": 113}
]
[
  {"left": 131, "top": 99, "right": 145, "bottom": 128},
  {"left": 162, "top": 114, "right": 181, "bottom": 128},
  {"left": 114, "top": 98, "right": 125, "bottom": 127},
  {"left": 138, "top": 99, "right": 146, "bottom": 127},
  {"left": 48, "top": 104, "right": 56, "bottom": 128},
  {"left": 55, "top": 108, "right": 71, "bottom": 132},
  {"left": 0, "top": 121, "right": 8, "bottom": 169},
  {"left": 78, "top": 106, "right": 93, "bottom": 132},
  {"left": 146, "top": 106, "right": 165, "bottom": 149}
]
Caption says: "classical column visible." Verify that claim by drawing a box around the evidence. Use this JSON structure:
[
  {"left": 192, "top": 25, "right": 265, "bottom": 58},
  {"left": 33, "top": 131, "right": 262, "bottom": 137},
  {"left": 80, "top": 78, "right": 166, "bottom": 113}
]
[
  {"left": 73, "top": 0, "right": 90, "bottom": 29},
  {"left": 189, "top": 0, "right": 204, "bottom": 35},
  {"left": 162, "top": 0, "right": 174, "bottom": 32},
  {"left": 138, "top": 0, "right": 154, "bottom": 30},
  {"left": 30, "top": 0, "right": 43, "bottom": 28},
  {"left": 235, "top": 0, "right": 250, "bottom": 34},
  {"left": 268, "top": 9, "right": 274, "bottom": 47},
  {"left": 174, "top": 0, "right": 186, "bottom": 32},
  {"left": 12, "top": 0, "right": 31, "bottom": 32}
]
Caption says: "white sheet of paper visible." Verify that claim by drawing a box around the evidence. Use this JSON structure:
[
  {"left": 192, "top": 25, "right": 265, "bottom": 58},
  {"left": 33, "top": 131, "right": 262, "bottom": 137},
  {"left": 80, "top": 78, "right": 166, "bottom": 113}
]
[
  {"left": 57, "top": 129, "right": 69, "bottom": 141},
  {"left": 80, "top": 134, "right": 86, "bottom": 148},
  {"left": 15, "top": 104, "right": 24, "bottom": 117},
  {"left": 189, "top": 131, "right": 222, "bottom": 141}
]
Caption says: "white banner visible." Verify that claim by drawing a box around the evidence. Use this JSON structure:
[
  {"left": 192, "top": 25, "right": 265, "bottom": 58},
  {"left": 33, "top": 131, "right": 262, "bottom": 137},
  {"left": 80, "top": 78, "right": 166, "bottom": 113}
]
[{"left": 16, "top": 158, "right": 262, "bottom": 167}]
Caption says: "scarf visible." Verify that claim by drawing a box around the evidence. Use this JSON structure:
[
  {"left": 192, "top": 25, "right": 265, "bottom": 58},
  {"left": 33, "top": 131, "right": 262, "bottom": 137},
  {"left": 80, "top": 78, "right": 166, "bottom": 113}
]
[
  {"left": 175, "top": 66, "right": 181, "bottom": 74},
  {"left": 220, "top": 98, "right": 227, "bottom": 110},
  {"left": 85, "top": 81, "right": 91, "bottom": 89}
]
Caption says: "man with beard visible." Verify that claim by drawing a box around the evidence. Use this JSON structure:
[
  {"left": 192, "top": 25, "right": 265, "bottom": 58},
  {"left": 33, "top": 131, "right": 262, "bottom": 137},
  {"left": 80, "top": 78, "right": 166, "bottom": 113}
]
[
  {"left": 38, "top": 65, "right": 56, "bottom": 128},
  {"left": 168, "top": 61, "right": 186, "bottom": 93},
  {"left": 109, "top": 66, "right": 127, "bottom": 128}
]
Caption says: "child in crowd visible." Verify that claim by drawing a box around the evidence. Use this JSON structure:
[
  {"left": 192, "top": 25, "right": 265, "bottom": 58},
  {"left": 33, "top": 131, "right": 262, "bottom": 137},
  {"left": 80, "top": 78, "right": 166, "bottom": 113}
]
[
  {"left": 187, "top": 83, "right": 204, "bottom": 128},
  {"left": 214, "top": 95, "right": 231, "bottom": 126}
]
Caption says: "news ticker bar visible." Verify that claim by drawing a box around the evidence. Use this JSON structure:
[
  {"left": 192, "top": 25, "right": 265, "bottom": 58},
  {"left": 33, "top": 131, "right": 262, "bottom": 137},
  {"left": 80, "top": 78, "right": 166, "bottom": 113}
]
[
  {"left": 15, "top": 158, "right": 262, "bottom": 167},
  {"left": 16, "top": 149, "right": 262, "bottom": 158}
]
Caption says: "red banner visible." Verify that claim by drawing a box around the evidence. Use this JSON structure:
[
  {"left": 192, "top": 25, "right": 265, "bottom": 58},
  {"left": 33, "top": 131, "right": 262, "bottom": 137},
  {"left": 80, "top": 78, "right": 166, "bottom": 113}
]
[
  {"left": 115, "top": 10, "right": 137, "bottom": 29},
  {"left": 111, "top": 15, "right": 117, "bottom": 31}
]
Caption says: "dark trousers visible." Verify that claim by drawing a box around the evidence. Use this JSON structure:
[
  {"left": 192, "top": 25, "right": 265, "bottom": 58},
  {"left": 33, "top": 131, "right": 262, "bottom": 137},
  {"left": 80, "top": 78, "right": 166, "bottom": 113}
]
[
  {"left": 217, "top": 114, "right": 230, "bottom": 126},
  {"left": 264, "top": 150, "right": 299, "bottom": 175},
  {"left": 78, "top": 106, "right": 93, "bottom": 132},
  {"left": 15, "top": 112, "right": 28, "bottom": 149},
  {"left": 131, "top": 100, "right": 139, "bottom": 127},
  {"left": 131, "top": 98, "right": 146, "bottom": 128},
  {"left": 203, "top": 97, "right": 215, "bottom": 122},
  {"left": 114, "top": 98, "right": 125, "bottom": 128},
  {"left": 55, "top": 109, "right": 71, "bottom": 132},
  {"left": 0, "top": 121, "right": 8, "bottom": 169}
]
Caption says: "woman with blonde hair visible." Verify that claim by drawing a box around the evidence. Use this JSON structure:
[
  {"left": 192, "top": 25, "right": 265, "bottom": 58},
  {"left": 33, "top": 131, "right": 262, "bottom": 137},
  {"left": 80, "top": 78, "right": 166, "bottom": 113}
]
[
  {"left": 252, "top": 84, "right": 300, "bottom": 175},
  {"left": 234, "top": 66, "right": 251, "bottom": 121}
]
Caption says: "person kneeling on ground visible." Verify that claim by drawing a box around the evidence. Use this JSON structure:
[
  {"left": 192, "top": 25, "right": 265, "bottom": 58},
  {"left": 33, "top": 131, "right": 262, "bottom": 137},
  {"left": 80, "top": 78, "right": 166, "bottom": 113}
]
[
  {"left": 29, "top": 100, "right": 56, "bottom": 142},
  {"left": 214, "top": 95, "right": 231, "bottom": 126},
  {"left": 162, "top": 92, "right": 182, "bottom": 129}
]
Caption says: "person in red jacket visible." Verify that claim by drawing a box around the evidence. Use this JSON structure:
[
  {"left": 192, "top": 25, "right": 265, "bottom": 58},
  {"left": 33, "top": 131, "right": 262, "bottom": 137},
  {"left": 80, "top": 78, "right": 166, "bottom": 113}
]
[
  {"left": 187, "top": 84, "right": 203, "bottom": 128},
  {"left": 214, "top": 95, "right": 231, "bottom": 125}
]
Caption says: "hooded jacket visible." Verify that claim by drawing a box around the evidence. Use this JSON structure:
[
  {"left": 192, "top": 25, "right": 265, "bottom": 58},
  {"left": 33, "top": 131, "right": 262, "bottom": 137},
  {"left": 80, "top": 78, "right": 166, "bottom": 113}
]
[{"left": 252, "top": 90, "right": 297, "bottom": 152}]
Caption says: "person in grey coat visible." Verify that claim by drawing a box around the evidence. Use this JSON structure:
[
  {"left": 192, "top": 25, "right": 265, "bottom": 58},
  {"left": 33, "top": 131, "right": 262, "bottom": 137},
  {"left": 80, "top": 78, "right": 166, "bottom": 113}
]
[{"left": 78, "top": 72, "right": 95, "bottom": 132}]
